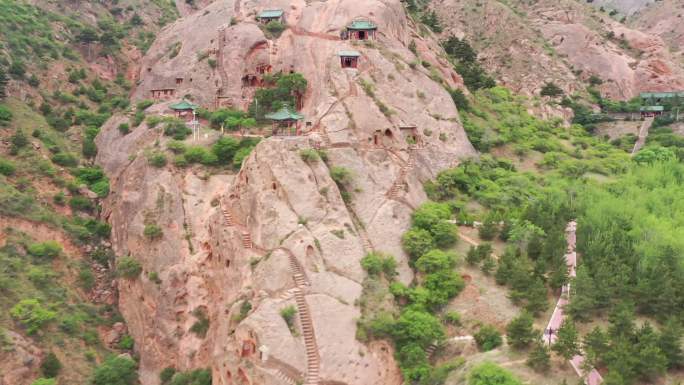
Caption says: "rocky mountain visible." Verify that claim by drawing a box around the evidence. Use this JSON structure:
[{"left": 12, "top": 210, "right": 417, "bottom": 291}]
[
  {"left": 96, "top": 0, "right": 475, "bottom": 384},
  {"left": 432, "top": 0, "right": 684, "bottom": 100}
]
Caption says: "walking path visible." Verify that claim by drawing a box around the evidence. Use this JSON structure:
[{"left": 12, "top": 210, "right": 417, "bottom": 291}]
[
  {"left": 542, "top": 221, "right": 603, "bottom": 385},
  {"left": 220, "top": 199, "right": 320, "bottom": 385},
  {"left": 631, "top": 117, "right": 654, "bottom": 155}
]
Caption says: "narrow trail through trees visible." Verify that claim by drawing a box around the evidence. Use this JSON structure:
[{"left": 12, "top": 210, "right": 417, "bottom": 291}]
[{"left": 542, "top": 221, "right": 603, "bottom": 385}]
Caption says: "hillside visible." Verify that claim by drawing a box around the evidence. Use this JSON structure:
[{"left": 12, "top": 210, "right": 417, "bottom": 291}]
[{"left": 432, "top": 0, "right": 684, "bottom": 100}]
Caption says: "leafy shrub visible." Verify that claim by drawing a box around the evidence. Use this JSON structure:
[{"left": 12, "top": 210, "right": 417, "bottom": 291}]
[
  {"left": 468, "top": 362, "right": 522, "bottom": 385},
  {"left": 540, "top": 82, "right": 563, "bottom": 97},
  {"left": 299, "top": 149, "right": 319, "bottom": 162},
  {"left": 117, "top": 257, "right": 142, "bottom": 279},
  {"left": 27, "top": 241, "right": 62, "bottom": 259},
  {"left": 232, "top": 146, "right": 253, "bottom": 168},
  {"left": 160, "top": 367, "right": 176, "bottom": 384},
  {"left": 415, "top": 250, "right": 456, "bottom": 273},
  {"left": 474, "top": 325, "right": 503, "bottom": 351},
  {"left": 280, "top": 306, "right": 297, "bottom": 334},
  {"left": 401, "top": 228, "right": 435, "bottom": 260},
  {"left": 144, "top": 224, "right": 163, "bottom": 240},
  {"left": 184, "top": 146, "right": 217, "bottom": 165},
  {"left": 0, "top": 158, "right": 16, "bottom": 176},
  {"left": 78, "top": 265, "right": 95, "bottom": 290},
  {"left": 190, "top": 308, "right": 209, "bottom": 338},
  {"left": 51, "top": 152, "right": 78, "bottom": 167},
  {"left": 118, "top": 123, "right": 130, "bottom": 135},
  {"left": 148, "top": 152, "right": 167, "bottom": 168},
  {"left": 10, "top": 299, "right": 57, "bottom": 334},
  {"left": 361, "top": 253, "right": 397, "bottom": 277},
  {"left": 136, "top": 100, "right": 154, "bottom": 111},
  {"left": 167, "top": 140, "right": 186, "bottom": 153},
  {"left": 211, "top": 137, "right": 239, "bottom": 164},
  {"left": 443, "top": 311, "right": 461, "bottom": 325},
  {"left": 69, "top": 196, "right": 94, "bottom": 212},
  {"left": 0, "top": 105, "right": 12, "bottom": 123},
  {"left": 264, "top": 21, "right": 286, "bottom": 37},
  {"left": 163, "top": 119, "right": 191, "bottom": 140},
  {"left": 330, "top": 166, "right": 352, "bottom": 185},
  {"left": 90, "top": 356, "right": 138, "bottom": 385},
  {"left": 167, "top": 369, "right": 211, "bottom": 385},
  {"left": 118, "top": 334, "right": 134, "bottom": 350}
]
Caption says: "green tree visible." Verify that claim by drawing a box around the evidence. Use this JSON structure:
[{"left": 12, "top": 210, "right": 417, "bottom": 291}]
[
  {"left": 634, "top": 322, "right": 667, "bottom": 380},
  {"left": 90, "top": 356, "right": 138, "bottom": 385},
  {"left": 212, "top": 137, "right": 239, "bottom": 164},
  {"left": 552, "top": 320, "right": 580, "bottom": 360},
  {"left": 0, "top": 67, "right": 8, "bottom": 99},
  {"left": 506, "top": 312, "right": 538, "bottom": 349},
  {"left": 415, "top": 249, "right": 456, "bottom": 273},
  {"left": 474, "top": 325, "right": 503, "bottom": 351},
  {"left": 401, "top": 228, "right": 435, "bottom": 260},
  {"left": 540, "top": 82, "right": 564, "bottom": 97},
  {"left": 659, "top": 318, "right": 683, "bottom": 369},
  {"left": 168, "top": 369, "right": 211, "bottom": 385},
  {"left": 583, "top": 326, "right": 608, "bottom": 367},
  {"left": 10, "top": 299, "right": 57, "bottom": 334},
  {"left": 117, "top": 256, "right": 142, "bottom": 279},
  {"left": 526, "top": 341, "right": 551, "bottom": 372},
  {"left": 41, "top": 352, "right": 62, "bottom": 378},
  {"left": 468, "top": 362, "right": 522, "bottom": 385},
  {"left": 430, "top": 220, "right": 458, "bottom": 248},
  {"left": 391, "top": 309, "right": 445, "bottom": 348}
]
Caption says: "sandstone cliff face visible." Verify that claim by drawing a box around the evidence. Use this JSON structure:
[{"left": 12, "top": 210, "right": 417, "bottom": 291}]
[
  {"left": 434, "top": 0, "right": 684, "bottom": 100},
  {"left": 97, "top": 1, "right": 476, "bottom": 384}
]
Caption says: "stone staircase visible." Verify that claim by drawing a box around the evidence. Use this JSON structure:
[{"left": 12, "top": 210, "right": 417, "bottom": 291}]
[
  {"left": 294, "top": 287, "right": 320, "bottom": 385},
  {"left": 241, "top": 232, "right": 252, "bottom": 249},
  {"left": 387, "top": 149, "right": 415, "bottom": 199},
  {"left": 425, "top": 342, "right": 438, "bottom": 358},
  {"left": 273, "top": 369, "right": 298, "bottom": 385},
  {"left": 221, "top": 207, "right": 234, "bottom": 226},
  {"left": 216, "top": 27, "right": 230, "bottom": 96},
  {"left": 357, "top": 227, "right": 374, "bottom": 254},
  {"left": 319, "top": 128, "right": 332, "bottom": 147}
]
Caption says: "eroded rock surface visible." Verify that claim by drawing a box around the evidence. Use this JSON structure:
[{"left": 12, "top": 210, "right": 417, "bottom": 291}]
[{"left": 97, "top": 0, "right": 475, "bottom": 384}]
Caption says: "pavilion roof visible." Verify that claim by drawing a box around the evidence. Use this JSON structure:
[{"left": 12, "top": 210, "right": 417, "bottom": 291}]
[
  {"left": 338, "top": 50, "right": 361, "bottom": 57},
  {"left": 640, "top": 106, "right": 664, "bottom": 112},
  {"left": 347, "top": 20, "right": 377, "bottom": 30},
  {"left": 640, "top": 91, "right": 684, "bottom": 99},
  {"left": 259, "top": 9, "right": 284, "bottom": 18},
  {"left": 265, "top": 107, "right": 303, "bottom": 121},
  {"left": 169, "top": 100, "right": 198, "bottom": 110}
]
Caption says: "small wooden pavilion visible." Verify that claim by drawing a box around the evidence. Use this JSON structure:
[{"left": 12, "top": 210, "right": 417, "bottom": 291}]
[
  {"left": 257, "top": 9, "right": 284, "bottom": 24},
  {"left": 169, "top": 100, "right": 198, "bottom": 120},
  {"left": 339, "top": 50, "right": 361, "bottom": 69},
  {"left": 265, "top": 107, "right": 304, "bottom": 136},
  {"left": 344, "top": 19, "right": 377, "bottom": 40},
  {"left": 640, "top": 105, "right": 664, "bottom": 118}
]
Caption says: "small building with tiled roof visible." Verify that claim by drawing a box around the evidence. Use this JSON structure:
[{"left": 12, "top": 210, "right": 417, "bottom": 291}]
[
  {"left": 343, "top": 19, "right": 377, "bottom": 40},
  {"left": 257, "top": 9, "right": 285, "bottom": 24},
  {"left": 640, "top": 105, "right": 664, "bottom": 117},
  {"left": 338, "top": 50, "right": 361, "bottom": 69},
  {"left": 265, "top": 107, "right": 304, "bottom": 136},
  {"left": 169, "top": 100, "right": 198, "bottom": 120}
]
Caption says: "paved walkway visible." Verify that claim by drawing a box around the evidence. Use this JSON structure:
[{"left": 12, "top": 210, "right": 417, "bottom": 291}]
[
  {"left": 631, "top": 117, "right": 654, "bottom": 155},
  {"left": 542, "top": 221, "right": 603, "bottom": 385}
]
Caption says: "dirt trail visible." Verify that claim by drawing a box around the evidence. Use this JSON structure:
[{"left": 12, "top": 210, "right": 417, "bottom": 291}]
[
  {"left": 542, "top": 221, "right": 603, "bottom": 385},
  {"left": 631, "top": 116, "right": 654, "bottom": 155}
]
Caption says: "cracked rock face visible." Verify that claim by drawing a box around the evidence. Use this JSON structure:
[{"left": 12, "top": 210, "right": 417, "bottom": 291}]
[{"left": 97, "top": 0, "right": 475, "bottom": 384}]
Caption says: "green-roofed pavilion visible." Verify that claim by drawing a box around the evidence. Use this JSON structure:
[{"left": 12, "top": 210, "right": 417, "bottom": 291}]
[
  {"left": 265, "top": 107, "right": 304, "bottom": 136},
  {"left": 169, "top": 100, "right": 198, "bottom": 120},
  {"left": 169, "top": 100, "right": 198, "bottom": 111},
  {"left": 258, "top": 9, "right": 284, "bottom": 23},
  {"left": 345, "top": 19, "right": 377, "bottom": 40}
]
